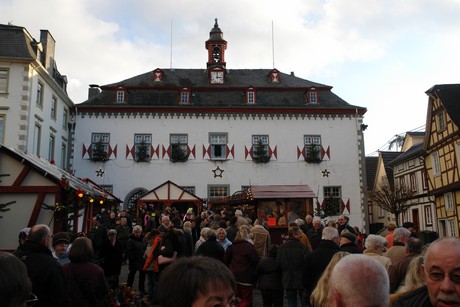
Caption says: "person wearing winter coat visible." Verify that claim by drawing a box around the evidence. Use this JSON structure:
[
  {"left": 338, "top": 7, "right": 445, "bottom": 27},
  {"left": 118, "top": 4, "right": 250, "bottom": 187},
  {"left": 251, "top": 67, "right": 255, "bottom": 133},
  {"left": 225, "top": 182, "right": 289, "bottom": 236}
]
[
  {"left": 223, "top": 225, "right": 260, "bottom": 307},
  {"left": 277, "top": 226, "right": 309, "bottom": 307},
  {"left": 195, "top": 228, "right": 225, "bottom": 261},
  {"left": 19, "top": 224, "right": 71, "bottom": 307},
  {"left": 99, "top": 229, "right": 123, "bottom": 290},
  {"left": 63, "top": 237, "right": 108, "bottom": 307},
  {"left": 255, "top": 245, "right": 283, "bottom": 307},
  {"left": 126, "top": 225, "right": 146, "bottom": 293}
]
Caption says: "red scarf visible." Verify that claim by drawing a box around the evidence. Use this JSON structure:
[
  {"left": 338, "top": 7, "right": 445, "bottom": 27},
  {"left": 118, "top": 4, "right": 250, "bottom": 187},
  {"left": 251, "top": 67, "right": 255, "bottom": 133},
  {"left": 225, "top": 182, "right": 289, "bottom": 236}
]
[{"left": 143, "top": 234, "right": 162, "bottom": 272}]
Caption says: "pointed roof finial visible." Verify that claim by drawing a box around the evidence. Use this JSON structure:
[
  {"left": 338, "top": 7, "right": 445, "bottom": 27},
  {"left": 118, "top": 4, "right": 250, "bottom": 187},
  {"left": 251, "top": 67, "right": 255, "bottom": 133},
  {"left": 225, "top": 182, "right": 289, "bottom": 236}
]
[{"left": 214, "top": 18, "right": 218, "bottom": 28}]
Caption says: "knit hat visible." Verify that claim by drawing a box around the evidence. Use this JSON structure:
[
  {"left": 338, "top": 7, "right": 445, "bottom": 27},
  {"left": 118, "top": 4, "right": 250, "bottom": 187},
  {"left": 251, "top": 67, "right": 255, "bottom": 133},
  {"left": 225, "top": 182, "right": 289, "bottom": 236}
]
[
  {"left": 52, "top": 232, "right": 70, "bottom": 246},
  {"left": 340, "top": 230, "right": 356, "bottom": 243},
  {"left": 19, "top": 227, "right": 31, "bottom": 239}
]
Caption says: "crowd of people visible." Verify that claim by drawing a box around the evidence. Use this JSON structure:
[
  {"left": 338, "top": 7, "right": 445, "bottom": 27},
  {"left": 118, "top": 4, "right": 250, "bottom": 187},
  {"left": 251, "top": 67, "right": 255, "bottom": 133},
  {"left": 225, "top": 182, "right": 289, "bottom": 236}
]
[{"left": 1, "top": 206, "right": 459, "bottom": 307}]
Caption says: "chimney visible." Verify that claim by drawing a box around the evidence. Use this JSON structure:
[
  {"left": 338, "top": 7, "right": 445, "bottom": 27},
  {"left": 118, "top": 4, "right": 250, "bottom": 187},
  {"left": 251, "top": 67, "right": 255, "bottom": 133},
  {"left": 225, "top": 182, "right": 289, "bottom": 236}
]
[
  {"left": 88, "top": 84, "right": 101, "bottom": 98},
  {"left": 290, "top": 71, "right": 295, "bottom": 76},
  {"left": 40, "top": 30, "right": 56, "bottom": 75}
]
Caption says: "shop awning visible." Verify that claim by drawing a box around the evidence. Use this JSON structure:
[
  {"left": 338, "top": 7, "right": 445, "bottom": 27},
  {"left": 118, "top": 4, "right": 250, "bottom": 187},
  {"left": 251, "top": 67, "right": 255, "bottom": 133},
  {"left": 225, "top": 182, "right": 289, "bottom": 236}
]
[{"left": 250, "top": 185, "right": 316, "bottom": 199}]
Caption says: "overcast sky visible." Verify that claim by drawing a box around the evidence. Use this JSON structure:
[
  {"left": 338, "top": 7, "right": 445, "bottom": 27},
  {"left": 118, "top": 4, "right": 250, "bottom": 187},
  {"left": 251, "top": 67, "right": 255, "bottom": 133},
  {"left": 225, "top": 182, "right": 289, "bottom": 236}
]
[{"left": 2, "top": 0, "right": 460, "bottom": 155}]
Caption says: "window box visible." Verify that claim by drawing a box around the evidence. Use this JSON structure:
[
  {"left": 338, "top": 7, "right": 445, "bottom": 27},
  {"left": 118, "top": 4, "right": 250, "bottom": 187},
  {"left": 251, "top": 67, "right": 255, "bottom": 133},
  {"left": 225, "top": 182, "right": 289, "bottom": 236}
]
[
  {"left": 305, "top": 145, "right": 322, "bottom": 163},
  {"left": 91, "top": 141, "right": 109, "bottom": 162}
]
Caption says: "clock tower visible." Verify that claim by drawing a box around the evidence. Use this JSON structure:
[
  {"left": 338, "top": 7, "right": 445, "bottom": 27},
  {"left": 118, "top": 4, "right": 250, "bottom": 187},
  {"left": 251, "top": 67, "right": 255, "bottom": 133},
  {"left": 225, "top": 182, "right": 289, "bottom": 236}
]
[{"left": 206, "top": 18, "right": 227, "bottom": 69}]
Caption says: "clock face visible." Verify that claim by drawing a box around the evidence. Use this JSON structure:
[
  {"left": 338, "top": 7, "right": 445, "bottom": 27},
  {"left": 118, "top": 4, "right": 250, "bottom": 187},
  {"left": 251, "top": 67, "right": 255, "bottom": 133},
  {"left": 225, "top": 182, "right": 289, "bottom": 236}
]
[{"left": 210, "top": 71, "right": 224, "bottom": 84}]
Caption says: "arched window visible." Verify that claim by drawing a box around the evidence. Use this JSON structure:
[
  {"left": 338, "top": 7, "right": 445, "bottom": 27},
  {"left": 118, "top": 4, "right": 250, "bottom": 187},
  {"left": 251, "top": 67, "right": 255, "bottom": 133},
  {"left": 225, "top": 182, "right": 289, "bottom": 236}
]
[{"left": 124, "top": 187, "right": 148, "bottom": 211}]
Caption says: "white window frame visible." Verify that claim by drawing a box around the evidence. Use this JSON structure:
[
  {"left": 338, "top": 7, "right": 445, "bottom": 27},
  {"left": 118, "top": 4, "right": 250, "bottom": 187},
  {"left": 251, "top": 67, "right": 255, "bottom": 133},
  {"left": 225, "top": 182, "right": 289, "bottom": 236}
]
[
  {"left": 324, "top": 186, "right": 342, "bottom": 215},
  {"left": 180, "top": 88, "right": 190, "bottom": 104},
  {"left": 208, "top": 185, "right": 230, "bottom": 199},
  {"left": 36, "top": 81, "right": 44, "bottom": 107},
  {"left": 252, "top": 135, "right": 269, "bottom": 158},
  {"left": 0, "top": 68, "right": 9, "bottom": 94},
  {"left": 444, "top": 192, "right": 454, "bottom": 212},
  {"left": 0, "top": 115, "right": 4, "bottom": 144},
  {"left": 33, "top": 123, "right": 41, "bottom": 156},
  {"left": 304, "top": 135, "right": 322, "bottom": 160},
  {"left": 116, "top": 90, "right": 125, "bottom": 103},
  {"left": 432, "top": 152, "right": 441, "bottom": 176},
  {"left": 410, "top": 173, "right": 417, "bottom": 192},
  {"left": 134, "top": 134, "right": 152, "bottom": 160},
  {"left": 247, "top": 89, "right": 255, "bottom": 104},
  {"left": 51, "top": 96, "right": 57, "bottom": 119},
  {"left": 181, "top": 186, "right": 196, "bottom": 195},
  {"left": 436, "top": 111, "right": 446, "bottom": 131},
  {"left": 447, "top": 219, "right": 457, "bottom": 237},
  {"left": 91, "top": 133, "right": 110, "bottom": 157},
  {"left": 63, "top": 108, "right": 68, "bottom": 129},
  {"left": 48, "top": 134, "right": 55, "bottom": 161},
  {"left": 210, "top": 133, "right": 227, "bottom": 160},
  {"left": 309, "top": 91, "right": 317, "bottom": 104},
  {"left": 424, "top": 205, "right": 433, "bottom": 226},
  {"left": 61, "top": 142, "right": 67, "bottom": 169}
]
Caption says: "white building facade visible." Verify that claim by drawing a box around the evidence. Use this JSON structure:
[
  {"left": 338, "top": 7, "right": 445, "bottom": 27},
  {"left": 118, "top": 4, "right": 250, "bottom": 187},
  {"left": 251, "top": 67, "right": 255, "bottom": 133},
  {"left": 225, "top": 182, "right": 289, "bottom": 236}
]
[
  {"left": 0, "top": 25, "right": 73, "bottom": 170},
  {"left": 72, "top": 20, "right": 369, "bottom": 232}
]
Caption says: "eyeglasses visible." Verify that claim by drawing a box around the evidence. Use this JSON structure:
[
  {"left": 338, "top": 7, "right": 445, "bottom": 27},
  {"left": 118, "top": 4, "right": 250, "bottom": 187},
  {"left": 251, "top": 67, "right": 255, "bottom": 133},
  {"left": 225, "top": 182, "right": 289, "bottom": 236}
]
[
  {"left": 26, "top": 293, "right": 38, "bottom": 306},
  {"left": 424, "top": 267, "right": 460, "bottom": 284}
]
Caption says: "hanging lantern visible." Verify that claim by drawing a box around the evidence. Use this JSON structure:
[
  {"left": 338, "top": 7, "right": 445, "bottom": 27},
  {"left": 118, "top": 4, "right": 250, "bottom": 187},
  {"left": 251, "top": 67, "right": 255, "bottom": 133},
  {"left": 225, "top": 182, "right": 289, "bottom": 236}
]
[{"left": 76, "top": 189, "right": 84, "bottom": 198}]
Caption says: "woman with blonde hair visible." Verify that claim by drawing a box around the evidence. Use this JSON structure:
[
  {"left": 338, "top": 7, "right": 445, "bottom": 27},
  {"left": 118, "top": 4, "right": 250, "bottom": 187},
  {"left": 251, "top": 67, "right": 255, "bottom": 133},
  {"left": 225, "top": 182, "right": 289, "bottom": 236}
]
[{"left": 310, "top": 251, "right": 350, "bottom": 307}]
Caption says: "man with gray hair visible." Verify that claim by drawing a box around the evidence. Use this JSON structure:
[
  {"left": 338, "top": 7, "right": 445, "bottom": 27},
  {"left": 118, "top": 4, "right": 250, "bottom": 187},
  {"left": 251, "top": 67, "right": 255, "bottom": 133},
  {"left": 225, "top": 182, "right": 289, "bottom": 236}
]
[
  {"left": 328, "top": 254, "right": 390, "bottom": 307},
  {"left": 385, "top": 227, "right": 411, "bottom": 264},
  {"left": 302, "top": 227, "right": 340, "bottom": 304},
  {"left": 20, "top": 224, "right": 70, "bottom": 307},
  {"left": 392, "top": 237, "right": 460, "bottom": 306}
]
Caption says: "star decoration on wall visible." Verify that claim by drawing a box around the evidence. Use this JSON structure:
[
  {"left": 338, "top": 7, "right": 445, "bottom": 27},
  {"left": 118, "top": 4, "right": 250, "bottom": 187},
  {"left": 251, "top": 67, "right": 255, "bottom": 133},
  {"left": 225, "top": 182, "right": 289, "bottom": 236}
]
[
  {"left": 212, "top": 166, "right": 224, "bottom": 178},
  {"left": 96, "top": 168, "right": 105, "bottom": 178},
  {"left": 322, "top": 169, "right": 330, "bottom": 177}
]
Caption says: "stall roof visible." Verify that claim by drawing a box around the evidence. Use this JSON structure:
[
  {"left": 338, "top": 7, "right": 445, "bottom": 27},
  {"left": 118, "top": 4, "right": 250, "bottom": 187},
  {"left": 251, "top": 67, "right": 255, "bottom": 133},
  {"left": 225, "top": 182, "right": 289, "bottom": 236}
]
[
  {"left": 138, "top": 180, "right": 203, "bottom": 203},
  {"left": 250, "top": 185, "right": 316, "bottom": 199},
  {"left": 0, "top": 144, "right": 121, "bottom": 201}
]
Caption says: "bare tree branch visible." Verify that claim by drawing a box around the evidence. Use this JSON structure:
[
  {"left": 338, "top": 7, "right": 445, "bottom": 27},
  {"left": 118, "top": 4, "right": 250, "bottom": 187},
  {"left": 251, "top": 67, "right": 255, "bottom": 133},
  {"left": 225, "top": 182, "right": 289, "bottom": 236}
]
[{"left": 368, "top": 182, "right": 416, "bottom": 226}]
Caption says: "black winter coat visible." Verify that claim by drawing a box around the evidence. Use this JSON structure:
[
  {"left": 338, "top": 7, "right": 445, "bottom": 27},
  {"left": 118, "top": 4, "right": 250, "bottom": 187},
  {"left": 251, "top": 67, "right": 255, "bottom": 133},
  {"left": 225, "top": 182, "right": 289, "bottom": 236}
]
[
  {"left": 99, "top": 239, "right": 123, "bottom": 276},
  {"left": 196, "top": 236, "right": 225, "bottom": 261},
  {"left": 391, "top": 285, "right": 432, "bottom": 307},
  {"left": 277, "top": 238, "right": 308, "bottom": 290},
  {"left": 302, "top": 239, "right": 340, "bottom": 297},
  {"left": 307, "top": 227, "right": 323, "bottom": 250},
  {"left": 255, "top": 255, "right": 283, "bottom": 291},
  {"left": 126, "top": 234, "right": 146, "bottom": 270},
  {"left": 21, "top": 240, "right": 71, "bottom": 307}
]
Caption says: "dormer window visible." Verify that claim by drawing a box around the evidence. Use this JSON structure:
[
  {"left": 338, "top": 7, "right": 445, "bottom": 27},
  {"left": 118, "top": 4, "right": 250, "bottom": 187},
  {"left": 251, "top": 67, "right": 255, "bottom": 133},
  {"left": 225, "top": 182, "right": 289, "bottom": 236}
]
[
  {"left": 269, "top": 69, "right": 280, "bottom": 83},
  {"left": 180, "top": 88, "right": 191, "bottom": 104},
  {"left": 246, "top": 87, "right": 256, "bottom": 104},
  {"left": 116, "top": 87, "right": 125, "bottom": 103},
  {"left": 153, "top": 68, "right": 164, "bottom": 82},
  {"left": 307, "top": 88, "right": 318, "bottom": 104}
]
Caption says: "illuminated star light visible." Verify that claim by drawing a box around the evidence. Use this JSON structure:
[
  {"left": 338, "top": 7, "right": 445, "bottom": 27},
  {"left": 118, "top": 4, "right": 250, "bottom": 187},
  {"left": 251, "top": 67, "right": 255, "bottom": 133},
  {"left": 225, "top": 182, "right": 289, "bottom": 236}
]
[
  {"left": 96, "top": 168, "right": 105, "bottom": 178},
  {"left": 212, "top": 166, "right": 224, "bottom": 178},
  {"left": 322, "top": 169, "right": 330, "bottom": 177}
]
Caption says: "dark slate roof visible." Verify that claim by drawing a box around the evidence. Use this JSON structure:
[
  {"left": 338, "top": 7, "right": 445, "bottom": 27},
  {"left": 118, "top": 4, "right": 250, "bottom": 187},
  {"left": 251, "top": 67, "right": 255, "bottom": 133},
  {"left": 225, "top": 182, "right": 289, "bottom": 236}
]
[
  {"left": 406, "top": 131, "right": 425, "bottom": 137},
  {"left": 380, "top": 151, "right": 402, "bottom": 186},
  {"left": 388, "top": 143, "right": 423, "bottom": 166},
  {"left": 365, "top": 156, "right": 378, "bottom": 191},
  {"left": 0, "top": 24, "right": 36, "bottom": 60},
  {"left": 79, "top": 69, "right": 365, "bottom": 110},
  {"left": 426, "top": 84, "right": 460, "bottom": 128}
]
